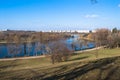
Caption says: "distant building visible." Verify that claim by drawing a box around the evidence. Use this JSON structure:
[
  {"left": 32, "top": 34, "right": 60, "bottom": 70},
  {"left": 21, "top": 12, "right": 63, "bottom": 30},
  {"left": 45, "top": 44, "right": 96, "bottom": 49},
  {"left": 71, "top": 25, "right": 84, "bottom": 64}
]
[{"left": 42, "top": 30, "right": 95, "bottom": 33}]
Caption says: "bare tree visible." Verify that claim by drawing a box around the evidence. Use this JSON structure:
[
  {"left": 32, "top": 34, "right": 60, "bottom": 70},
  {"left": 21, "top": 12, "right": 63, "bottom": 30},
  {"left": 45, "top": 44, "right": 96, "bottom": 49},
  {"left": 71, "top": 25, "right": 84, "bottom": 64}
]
[
  {"left": 107, "top": 34, "right": 115, "bottom": 48},
  {"left": 93, "top": 28, "right": 110, "bottom": 58},
  {"left": 34, "top": 42, "right": 43, "bottom": 56},
  {"left": 26, "top": 37, "right": 33, "bottom": 56},
  {"left": 20, "top": 33, "right": 30, "bottom": 56},
  {"left": 112, "top": 32, "right": 120, "bottom": 48},
  {"left": 49, "top": 41, "right": 72, "bottom": 64},
  {"left": 94, "top": 28, "right": 110, "bottom": 47},
  {"left": 7, "top": 34, "right": 22, "bottom": 57}
]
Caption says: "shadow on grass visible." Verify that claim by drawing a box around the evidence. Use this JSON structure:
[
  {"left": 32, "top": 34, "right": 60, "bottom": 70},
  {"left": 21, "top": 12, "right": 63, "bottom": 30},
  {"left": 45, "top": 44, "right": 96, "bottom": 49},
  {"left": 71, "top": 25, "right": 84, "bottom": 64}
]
[
  {"left": 1, "top": 56, "right": 120, "bottom": 80},
  {"left": 69, "top": 56, "right": 89, "bottom": 61},
  {"left": 42, "top": 56, "right": 119, "bottom": 80},
  {"left": 0, "top": 60, "right": 18, "bottom": 69}
]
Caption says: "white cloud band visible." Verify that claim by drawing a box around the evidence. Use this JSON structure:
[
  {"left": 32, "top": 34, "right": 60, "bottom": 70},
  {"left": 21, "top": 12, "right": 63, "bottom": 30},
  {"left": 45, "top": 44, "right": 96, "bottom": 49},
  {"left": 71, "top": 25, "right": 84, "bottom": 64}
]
[{"left": 85, "top": 14, "right": 99, "bottom": 18}]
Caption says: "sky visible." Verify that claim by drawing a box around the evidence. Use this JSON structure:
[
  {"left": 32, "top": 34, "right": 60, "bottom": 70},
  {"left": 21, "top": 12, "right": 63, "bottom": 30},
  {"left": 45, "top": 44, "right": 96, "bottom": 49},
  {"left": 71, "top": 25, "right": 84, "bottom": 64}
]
[{"left": 0, "top": 0, "right": 120, "bottom": 31}]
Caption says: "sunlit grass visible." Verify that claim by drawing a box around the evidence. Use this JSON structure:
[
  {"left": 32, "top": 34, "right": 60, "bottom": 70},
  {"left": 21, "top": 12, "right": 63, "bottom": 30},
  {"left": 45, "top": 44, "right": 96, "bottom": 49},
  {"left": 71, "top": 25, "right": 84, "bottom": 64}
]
[
  {"left": 71, "top": 48, "right": 120, "bottom": 61},
  {"left": 0, "top": 48, "right": 120, "bottom": 80}
]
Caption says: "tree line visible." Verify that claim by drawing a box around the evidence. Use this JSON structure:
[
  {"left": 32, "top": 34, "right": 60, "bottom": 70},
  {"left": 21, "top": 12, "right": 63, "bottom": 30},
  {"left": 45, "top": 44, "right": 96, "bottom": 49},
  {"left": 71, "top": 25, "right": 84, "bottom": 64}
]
[{"left": 92, "top": 28, "right": 120, "bottom": 48}]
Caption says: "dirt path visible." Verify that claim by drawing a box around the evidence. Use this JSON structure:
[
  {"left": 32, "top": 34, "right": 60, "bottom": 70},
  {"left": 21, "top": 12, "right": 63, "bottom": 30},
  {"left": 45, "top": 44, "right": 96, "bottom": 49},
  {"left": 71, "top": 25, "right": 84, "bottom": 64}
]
[
  {"left": 74, "top": 47, "right": 103, "bottom": 53},
  {"left": 0, "top": 55, "right": 45, "bottom": 61}
]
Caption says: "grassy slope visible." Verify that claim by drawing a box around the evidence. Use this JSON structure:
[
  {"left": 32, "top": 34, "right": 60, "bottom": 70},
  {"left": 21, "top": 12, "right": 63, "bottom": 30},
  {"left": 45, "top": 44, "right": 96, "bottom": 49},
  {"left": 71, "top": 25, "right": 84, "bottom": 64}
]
[{"left": 0, "top": 48, "right": 120, "bottom": 80}]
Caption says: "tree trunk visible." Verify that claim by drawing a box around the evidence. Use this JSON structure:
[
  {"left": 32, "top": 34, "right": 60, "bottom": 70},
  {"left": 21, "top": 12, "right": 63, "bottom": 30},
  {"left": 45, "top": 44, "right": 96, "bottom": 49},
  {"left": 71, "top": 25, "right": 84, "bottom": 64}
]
[{"left": 24, "top": 43, "right": 27, "bottom": 56}]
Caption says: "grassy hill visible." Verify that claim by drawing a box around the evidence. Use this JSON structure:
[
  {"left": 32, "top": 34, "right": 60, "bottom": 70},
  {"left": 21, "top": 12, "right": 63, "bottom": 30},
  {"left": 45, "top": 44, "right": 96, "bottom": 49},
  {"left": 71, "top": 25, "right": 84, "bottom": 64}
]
[{"left": 0, "top": 48, "right": 120, "bottom": 80}]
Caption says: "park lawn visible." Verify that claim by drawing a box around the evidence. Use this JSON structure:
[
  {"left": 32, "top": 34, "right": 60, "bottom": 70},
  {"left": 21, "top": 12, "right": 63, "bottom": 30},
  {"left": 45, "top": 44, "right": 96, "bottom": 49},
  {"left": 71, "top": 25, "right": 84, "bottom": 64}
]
[
  {"left": 0, "top": 48, "right": 120, "bottom": 80},
  {"left": 70, "top": 48, "right": 120, "bottom": 61}
]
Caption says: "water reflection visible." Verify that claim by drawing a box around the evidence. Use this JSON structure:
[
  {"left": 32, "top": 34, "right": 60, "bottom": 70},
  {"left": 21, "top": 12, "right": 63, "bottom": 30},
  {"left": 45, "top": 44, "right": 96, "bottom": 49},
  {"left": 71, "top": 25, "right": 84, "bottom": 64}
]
[{"left": 0, "top": 35, "right": 95, "bottom": 58}]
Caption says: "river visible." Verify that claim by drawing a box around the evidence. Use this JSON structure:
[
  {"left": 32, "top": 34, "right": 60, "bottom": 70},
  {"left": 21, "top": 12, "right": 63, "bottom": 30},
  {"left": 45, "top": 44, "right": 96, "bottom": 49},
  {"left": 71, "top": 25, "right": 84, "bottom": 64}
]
[{"left": 0, "top": 35, "right": 95, "bottom": 58}]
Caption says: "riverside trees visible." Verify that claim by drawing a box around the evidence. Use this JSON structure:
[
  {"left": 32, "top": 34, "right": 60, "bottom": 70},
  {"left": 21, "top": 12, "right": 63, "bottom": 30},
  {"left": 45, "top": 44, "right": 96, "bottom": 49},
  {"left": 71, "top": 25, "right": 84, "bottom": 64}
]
[
  {"left": 94, "top": 28, "right": 120, "bottom": 48},
  {"left": 94, "top": 28, "right": 110, "bottom": 48},
  {"left": 6, "top": 33, "right": 22, "bottom": 57},
  {"left": 93, "top": 28, "right": 120, "bottom": 58},
  {"left": 109, "top": 28, "right": 120, "bottom": 48},
  {"left": 1, "top": 30, "right": 72, "bottom": 61}
]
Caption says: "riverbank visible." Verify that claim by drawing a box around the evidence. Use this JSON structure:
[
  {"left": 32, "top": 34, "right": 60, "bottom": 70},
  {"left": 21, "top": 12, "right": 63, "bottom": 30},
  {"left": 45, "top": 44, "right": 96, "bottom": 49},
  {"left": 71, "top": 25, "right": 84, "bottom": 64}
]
[
  {"left": 74, "top": 46, "right": 103, "bottom": 53},
  {"left": 0, "top": 47, "right": 102, "bottom": 61}
]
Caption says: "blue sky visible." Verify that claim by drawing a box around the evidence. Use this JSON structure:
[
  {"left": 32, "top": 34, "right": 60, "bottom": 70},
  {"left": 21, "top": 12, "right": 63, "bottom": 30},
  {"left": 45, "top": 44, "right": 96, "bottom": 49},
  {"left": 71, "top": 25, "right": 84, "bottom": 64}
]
[{"left": 0, "top": 0, "right": 120, "bottom": 31}]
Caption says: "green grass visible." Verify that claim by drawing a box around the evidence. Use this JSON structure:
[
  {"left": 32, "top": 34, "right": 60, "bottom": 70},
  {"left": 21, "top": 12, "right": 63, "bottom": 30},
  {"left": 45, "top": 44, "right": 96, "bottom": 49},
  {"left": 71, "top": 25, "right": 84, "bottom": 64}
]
[
  {"left": 0, "top": 48, "right": 120, "bottom": 80},
  {"left": 70, "top": 48, "right": 120, "bottom": 61}
]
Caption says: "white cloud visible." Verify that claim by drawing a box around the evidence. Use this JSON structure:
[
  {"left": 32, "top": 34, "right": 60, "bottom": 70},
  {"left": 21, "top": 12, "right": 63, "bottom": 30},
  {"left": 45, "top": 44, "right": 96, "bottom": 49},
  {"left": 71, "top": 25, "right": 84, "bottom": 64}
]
[
  {"left": 85, "top": 14, "right": 99, "bottom": 18},
  {"left": 118, "top": 4, "right": 120, "bottom": 7}
]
